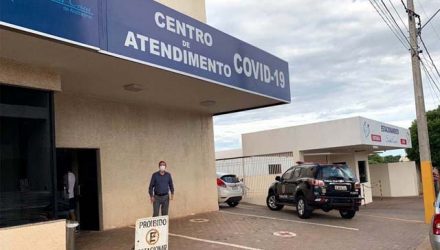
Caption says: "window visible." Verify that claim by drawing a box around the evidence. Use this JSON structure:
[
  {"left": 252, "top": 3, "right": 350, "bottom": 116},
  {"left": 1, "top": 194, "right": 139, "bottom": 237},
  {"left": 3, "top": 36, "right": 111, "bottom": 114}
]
[
  {"left": 0, "top": 85, "right": 55, "bottom": 228},
  {"left": 301, "top": 167, "right": 313, "bottom": 178},
  {"left": 268, "top": 164, "right": 282, "bottom": 175},
  {"left": 293, "top": 168, "right": 301, "bottom": 178},
  {"left": 221, "top": 175, "right": 239, "bottom": 183},
  {"left": 358, "top": 161, "right": 368, "bottom": 183},
  {"left": 282, "top": 168, "right": 294, "bottom": 180},
  {"left": 318, "top": 165, "right": 356, "bottom": 181}
]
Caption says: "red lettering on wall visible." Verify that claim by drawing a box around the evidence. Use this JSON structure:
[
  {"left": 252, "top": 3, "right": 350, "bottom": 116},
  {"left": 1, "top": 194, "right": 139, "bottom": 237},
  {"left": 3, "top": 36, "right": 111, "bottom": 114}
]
[{"left": 371, "top": 134, "right": 382, "bottom": 142}]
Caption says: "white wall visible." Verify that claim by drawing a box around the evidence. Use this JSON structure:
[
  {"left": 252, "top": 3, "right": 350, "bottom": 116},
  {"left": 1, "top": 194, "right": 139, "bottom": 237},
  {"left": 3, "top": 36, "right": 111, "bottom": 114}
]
[
  {"left": 0, "top": 220, "right": 66, "bottom": 250},
  {"left": 388, "top": 162, "right": 419, "bottom": 197},
  {"left": 370, "top": 164, "right": 392, "bottom": 197},
  {"left": 215, "top": 149, "right": 243, "bottom": 160},
  {"left": 243, "top": 175, "right": 278, "bottom": 206},
  {"left": 242, "top": 117, "right": 363, "bottom": 157},
  {"left": 55, "top": 93, "right": 219, "bottom": 230},
  {"left": 242, "top": 117, "right": 411, "bottom": 158},
  {"left": 369, "top": 162, "right": 419, "bottom": 197}
]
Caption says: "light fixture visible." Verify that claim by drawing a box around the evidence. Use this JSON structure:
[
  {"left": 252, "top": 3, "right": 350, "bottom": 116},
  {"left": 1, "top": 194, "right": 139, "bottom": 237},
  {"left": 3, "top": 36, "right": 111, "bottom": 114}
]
[
  {"left": 123, "top": 83, "right": 143, "bottom": 92},
  {"left": 200, "top": 100, "right": 216, "bottom": 107}
]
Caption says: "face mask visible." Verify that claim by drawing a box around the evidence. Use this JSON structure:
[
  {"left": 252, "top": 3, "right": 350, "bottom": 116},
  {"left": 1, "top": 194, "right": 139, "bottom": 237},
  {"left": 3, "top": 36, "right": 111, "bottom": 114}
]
[{"left": 159, "top": 165, "right": 166, "bottom": 171}]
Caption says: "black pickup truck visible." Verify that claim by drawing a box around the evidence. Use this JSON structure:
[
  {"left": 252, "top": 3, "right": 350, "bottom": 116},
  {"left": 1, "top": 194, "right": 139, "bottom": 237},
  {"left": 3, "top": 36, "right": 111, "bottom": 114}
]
[{"left": 266, "top": 163, "right": 363, "bottom": 219}]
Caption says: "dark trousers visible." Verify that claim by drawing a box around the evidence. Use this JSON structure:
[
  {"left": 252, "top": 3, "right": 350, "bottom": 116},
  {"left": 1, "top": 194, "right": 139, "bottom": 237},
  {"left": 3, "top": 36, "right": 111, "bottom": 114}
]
[{"left": 153, "top": 195, "right": 169, "bottom": 217}]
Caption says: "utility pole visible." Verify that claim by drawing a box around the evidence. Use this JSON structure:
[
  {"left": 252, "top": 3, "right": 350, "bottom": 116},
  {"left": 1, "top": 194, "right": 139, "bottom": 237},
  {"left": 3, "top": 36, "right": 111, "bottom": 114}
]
[{"left": 407, "top": 0, "right": 435, "bottom": 224}]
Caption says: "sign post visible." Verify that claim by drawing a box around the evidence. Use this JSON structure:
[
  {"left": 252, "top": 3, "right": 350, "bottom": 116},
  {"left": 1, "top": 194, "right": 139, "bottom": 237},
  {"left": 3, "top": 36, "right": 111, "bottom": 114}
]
[{"left": 135, "top": 216, "right": 169, "bottom": 250}]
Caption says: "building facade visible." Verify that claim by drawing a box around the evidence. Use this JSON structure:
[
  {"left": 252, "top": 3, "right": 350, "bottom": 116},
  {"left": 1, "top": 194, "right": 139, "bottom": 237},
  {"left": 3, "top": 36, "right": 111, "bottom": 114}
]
[
  {"left": 369, "top": 162, "right": 419, "bottom": 197},
  {"left": 216, "top": 117, "right": 412, "bottom": 206},
  {"left": 0, "top": 0, "right": 291, "bottom": 248}
]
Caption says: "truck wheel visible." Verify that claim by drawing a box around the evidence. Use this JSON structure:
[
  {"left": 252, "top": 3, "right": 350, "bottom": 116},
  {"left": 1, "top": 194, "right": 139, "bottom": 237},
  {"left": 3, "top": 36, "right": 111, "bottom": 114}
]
[
  {"left": 227, "top": 201, "right": 239, "bottom": 207},
  {"left": 339, "top": 209, "right": 356, "bottom": 219},
  {"left": 296, "top": 196, "right": 313, "bottom": 219},
  {"left": 266, "top": 194, "right": 284, "bottom": 211}
]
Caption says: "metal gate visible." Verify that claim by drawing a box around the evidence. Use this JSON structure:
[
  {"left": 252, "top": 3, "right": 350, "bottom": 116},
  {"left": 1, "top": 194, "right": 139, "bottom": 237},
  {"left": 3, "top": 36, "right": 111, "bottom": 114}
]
[{"left": 216, "top": 152, "right": 294, "bottom": 206}]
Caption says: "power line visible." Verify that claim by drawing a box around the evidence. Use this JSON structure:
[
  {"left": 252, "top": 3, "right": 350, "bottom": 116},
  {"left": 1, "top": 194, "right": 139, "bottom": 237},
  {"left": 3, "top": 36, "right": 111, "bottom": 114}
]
[
  {"left": 420, "top": 36, "right": 440, "bottom": 80},
  {"left": 380, "top": 0, "right": 411, "bottom": 45},
  {"left": 420, "top": 51, "right": 440, "bottom": 94},
  {"left": 375, "top": 0, "right": 410, "bottom": 44},
  {"left": 368, "top": 0, "right": 409, "bottom": 50},
  {"left": 421, "top": 59, "right": 440, "bottom": 104},
  {"left": 421, "top": 55, "right": 440, "bottom": 91},
  {"left": 421, "top": 8, "right": 440, "bottom": 30},
  {"left": 387, "top": 0, "right": 409, "bottom": 32},
  {"left": 421, "top": 59, "right": 440, "bottom": 94},
  {"left": 370, "top": 0, "right": 440, "bottom": 100},
  {"left": 426, "top": 74, "right": 440, "bottom": 105},
  {"left": 421, "top": 53, "right": 440, "bottom": 84},
  {"left": 415, "top": 0, "right": 440, "bottom": 42},
  {"left": 425, "top": 70, "right": 440, "bottom": 105}
]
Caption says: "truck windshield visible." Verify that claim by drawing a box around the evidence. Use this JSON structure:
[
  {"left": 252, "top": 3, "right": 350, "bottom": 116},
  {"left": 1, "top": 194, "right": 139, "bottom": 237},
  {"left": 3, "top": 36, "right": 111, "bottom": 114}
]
[{"left": 319, "top": 165, "right": 356, "bottom": 181}]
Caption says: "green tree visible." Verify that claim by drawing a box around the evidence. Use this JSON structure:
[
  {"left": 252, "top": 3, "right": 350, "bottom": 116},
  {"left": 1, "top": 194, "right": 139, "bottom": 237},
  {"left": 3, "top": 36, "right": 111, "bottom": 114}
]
[
  {"left": 406, "top": 105, "right": 440, "bottom": 168},
  {"left": 383, "top": 155, "right": 401, "bottom": 163},
  {"left": 368, "top": 153, "right": 384, "bottom": 164},
  {"left": 368, "top": 153, "right": 401, "bottom": 165}
]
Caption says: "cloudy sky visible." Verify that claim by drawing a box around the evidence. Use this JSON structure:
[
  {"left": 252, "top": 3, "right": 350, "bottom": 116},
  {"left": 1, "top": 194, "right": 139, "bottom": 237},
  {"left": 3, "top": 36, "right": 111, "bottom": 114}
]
[{"left": 205, "top": 0, "right": 440, "bottom": 155}]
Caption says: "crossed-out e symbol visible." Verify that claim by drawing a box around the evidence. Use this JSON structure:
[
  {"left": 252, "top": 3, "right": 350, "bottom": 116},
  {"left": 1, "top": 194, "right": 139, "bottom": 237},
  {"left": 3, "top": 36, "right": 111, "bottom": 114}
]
[{"left": 146, "top": 229, "right": 160, "bottom": 245}]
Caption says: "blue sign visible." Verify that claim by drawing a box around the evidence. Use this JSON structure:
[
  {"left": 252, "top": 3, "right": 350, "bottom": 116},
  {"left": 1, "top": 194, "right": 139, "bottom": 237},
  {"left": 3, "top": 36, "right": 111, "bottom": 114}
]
[
  {"left": 0, "top": 0, "right": 99, "bottom": 47},
  {"left": 104, "top": 0, "right": 290, "bottom": 102},
  {"left": 0, "top": 0, "right": 291, "bottom": 102}
]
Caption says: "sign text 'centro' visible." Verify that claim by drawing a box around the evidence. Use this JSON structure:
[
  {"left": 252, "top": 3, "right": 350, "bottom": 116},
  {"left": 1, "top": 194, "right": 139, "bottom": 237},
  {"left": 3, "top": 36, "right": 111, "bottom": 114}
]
[
  {"left": 106, "top": 0, "right": 290, "bottom": 102},
  {"left": 124, "top": 11, "right": 286, "bottom": 89}
]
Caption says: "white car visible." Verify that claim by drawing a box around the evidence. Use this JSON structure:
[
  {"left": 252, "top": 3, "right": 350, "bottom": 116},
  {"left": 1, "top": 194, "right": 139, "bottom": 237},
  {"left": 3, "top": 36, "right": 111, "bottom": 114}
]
[{"left": 217, "top": 172, "right": 243, "bottom": 207}]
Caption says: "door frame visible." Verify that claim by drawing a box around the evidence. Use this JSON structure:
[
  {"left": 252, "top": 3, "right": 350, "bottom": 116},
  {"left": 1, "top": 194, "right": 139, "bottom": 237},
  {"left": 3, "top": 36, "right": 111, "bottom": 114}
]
[{"left": 56, "top": 147, "right": 103, "bottom": 231}]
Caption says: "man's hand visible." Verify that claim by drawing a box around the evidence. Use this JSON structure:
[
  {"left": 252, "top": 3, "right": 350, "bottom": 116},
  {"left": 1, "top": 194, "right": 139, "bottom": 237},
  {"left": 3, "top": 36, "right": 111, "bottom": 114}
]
[
  {"left": 170, "top": 194, "right": 174, "bottom": 200},
  {"left": 150, "top": 196, "right": 155, "bottom": 203}
]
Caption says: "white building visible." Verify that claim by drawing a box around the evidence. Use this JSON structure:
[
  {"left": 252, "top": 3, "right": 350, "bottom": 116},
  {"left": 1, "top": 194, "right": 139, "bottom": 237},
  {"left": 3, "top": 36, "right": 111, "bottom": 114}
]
[
  {"left": 216, "top": 116, "right": 413, "bottom": 205},
  {"left": 369, "top": 162, "right": 420, "bottom": 197}
]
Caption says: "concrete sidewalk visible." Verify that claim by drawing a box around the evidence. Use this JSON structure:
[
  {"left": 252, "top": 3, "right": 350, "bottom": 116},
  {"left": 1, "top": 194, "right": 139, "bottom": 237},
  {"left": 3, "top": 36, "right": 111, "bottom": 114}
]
[{"left": 77, "top": 197, "right": 430, "bottom": 250}]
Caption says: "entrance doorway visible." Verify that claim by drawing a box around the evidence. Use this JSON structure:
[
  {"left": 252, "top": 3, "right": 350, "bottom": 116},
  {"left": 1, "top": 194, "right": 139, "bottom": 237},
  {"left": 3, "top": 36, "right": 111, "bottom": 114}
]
[
  {"left": 56, "top": 148, "right": 101, "bottom": 230},
  {"left": 358, "top": 161, "right": 368, "bottom": 183}
]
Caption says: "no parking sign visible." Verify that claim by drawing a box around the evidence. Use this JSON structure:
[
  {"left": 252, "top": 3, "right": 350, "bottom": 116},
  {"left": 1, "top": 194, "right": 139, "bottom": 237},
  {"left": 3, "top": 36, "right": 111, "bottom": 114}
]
[{"left": 135, "top": 216, "right": 169, "bottom": 250}]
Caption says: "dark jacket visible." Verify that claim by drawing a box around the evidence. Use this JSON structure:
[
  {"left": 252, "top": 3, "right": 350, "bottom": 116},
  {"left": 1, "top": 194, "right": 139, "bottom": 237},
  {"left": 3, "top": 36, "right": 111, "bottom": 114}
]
[{"left": 148, "top": 171, "right": 174, "bottom": 196}]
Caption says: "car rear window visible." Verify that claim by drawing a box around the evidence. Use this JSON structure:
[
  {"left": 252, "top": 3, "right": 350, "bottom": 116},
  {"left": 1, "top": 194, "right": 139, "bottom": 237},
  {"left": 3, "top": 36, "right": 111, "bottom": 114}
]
[
  {"left": 221, "top": 175, "right": 240, "bottom": 183},
  {"left": 318, "top": 165, "right": 356, "bottom": 181}
]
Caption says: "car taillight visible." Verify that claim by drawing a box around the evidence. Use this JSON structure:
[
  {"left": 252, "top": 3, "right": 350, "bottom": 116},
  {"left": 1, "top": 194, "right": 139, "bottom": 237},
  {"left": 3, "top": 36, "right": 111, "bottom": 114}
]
[
  {"left": 217, "top": 178, "right": 226, "bottom": 188},
  {"left": 308, "top": 179, "right": 325, "bottom": 187},
  {"left": 433, "top": 214, "right": 440, "bottom": 235}
]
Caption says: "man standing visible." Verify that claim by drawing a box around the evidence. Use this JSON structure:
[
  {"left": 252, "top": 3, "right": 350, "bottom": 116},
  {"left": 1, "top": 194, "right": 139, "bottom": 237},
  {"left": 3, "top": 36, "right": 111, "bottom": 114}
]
[
  {"left": 64, "top": 169, "right": 76, "bottom": 221},
  {"left": 149, "top": 161, "right": 174, "bottom": 217}
]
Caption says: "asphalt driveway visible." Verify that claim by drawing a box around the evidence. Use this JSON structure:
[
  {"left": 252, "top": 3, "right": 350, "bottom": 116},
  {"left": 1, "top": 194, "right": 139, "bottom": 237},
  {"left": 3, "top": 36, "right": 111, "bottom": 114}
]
[{"left": 77, "top": 197, "right": 430, "bottom": 250}]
